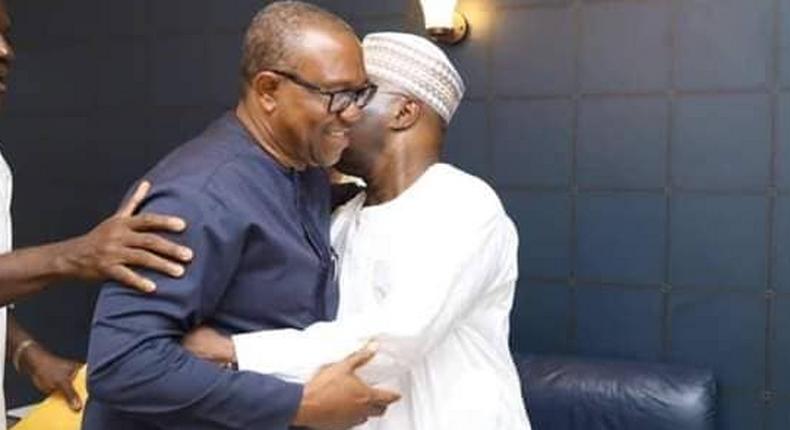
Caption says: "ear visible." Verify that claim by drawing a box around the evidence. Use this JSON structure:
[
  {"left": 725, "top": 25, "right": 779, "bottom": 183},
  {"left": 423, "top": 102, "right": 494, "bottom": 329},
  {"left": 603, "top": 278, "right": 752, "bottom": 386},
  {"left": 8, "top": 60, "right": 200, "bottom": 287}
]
[
  {"left": 251, "top": 71, "right": 281, "bottom": 113},
  {"left": 389, "top": 98, "right": 422, "bottom": 131}
]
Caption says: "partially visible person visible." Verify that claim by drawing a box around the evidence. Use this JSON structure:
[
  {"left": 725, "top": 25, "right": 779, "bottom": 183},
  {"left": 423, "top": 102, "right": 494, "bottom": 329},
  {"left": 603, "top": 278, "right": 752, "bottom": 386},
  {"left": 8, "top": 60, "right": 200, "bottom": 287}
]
[
  {"left": 6, "top": 365, "right": 88, "bottom": 430},
  {"left": 184, "top": 32, "right": 532, "bottom": 429},
  {"left": 3, "top": 179, "right": 194, "bottom": 418},
  {"left": 8, "top": 316, "right": 83, "bottom": 412},
  {"left": 0, "top": 180, "right": 192, "bottom": 304},
  {"left": 0, "top": 0, "right": 195, "bottom": 425},
  {"left": 85, "top": 2, "right": 398, "bottom": 429}
]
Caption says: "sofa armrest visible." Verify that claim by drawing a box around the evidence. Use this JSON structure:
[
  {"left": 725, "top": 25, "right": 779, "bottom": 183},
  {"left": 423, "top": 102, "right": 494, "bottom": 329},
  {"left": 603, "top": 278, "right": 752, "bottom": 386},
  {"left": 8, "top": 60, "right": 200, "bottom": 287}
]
[{"left": 515, "top": 354, "right": 716, "bottom": 430}]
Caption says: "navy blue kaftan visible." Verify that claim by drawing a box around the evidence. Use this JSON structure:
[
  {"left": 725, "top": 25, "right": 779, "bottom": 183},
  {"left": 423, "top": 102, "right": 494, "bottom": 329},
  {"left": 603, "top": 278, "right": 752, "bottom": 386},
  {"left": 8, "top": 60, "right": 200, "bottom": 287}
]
[{"left": 83, "top": 112, "right": 338, "bottom": 429}]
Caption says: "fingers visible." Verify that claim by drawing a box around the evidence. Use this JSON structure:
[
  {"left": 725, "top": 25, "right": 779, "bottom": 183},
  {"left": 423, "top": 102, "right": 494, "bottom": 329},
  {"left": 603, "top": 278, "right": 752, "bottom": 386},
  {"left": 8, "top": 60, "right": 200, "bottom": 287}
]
[
  {"left": 114, "top": 181, "right": 188, "bottom": 236},
  {"left": 352, "top": 416, "right": 370, "bottom": 427},
  {"left": 123, "top": 249, "right": 185, "bottom": 278},
  {"left": 368, "top": 402, "right": 388, "bottom": 417},
  {"left": 370, "top": 387, "right": 401, "bottom": 406},
  {"left": 356, "top": 397, "right": 392, "bottom": 426},
  {"left": 361, "top": 389, "right": 398, "bottom": 422},
  {"left": 128, "top": 213, "right": 187, "bottom": 233},
  {"left": 116, "top": 180, "right": 151, "bottom": 217},
  {"left": 343, "top": 342, "right": 378, "bottom": 371},
  {"left": 57, "top": 362, "right": 83, "bottom": 412},
  {"left": 106, "top": 266, "right": 157, "bottom": 293},
  {"left": 128, "top": 233, "right": 193, "bottom": 262},
  {"left": 59, "top": 380, "right": 83, "bottom": 411}
]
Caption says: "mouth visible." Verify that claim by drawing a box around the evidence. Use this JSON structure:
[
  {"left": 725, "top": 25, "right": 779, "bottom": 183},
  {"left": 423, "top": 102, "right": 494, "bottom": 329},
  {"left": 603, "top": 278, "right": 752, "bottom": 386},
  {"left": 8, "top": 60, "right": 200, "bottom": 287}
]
[
  {"left": 327, "top": 129, "right": 351, "bottom": 145},
  {"left": 329, "top": 128, "right": 349, "bottom": 138}
]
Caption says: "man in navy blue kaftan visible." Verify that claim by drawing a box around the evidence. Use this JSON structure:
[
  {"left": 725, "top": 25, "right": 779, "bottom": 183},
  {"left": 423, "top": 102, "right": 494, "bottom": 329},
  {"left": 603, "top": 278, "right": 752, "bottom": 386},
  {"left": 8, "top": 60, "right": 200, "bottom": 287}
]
[{"left": 82, "top": 3, "right": 398, "bottom": 429}]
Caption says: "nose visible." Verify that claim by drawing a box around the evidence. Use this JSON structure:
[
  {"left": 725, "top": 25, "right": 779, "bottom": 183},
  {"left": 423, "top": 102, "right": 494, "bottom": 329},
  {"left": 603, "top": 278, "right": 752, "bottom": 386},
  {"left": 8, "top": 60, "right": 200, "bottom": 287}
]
[
  {"left": 338, "top": 102, "right": 363, "bottom": 123},
  {"left": 0, "top": 34, "right": 14, "bottom": 62}
]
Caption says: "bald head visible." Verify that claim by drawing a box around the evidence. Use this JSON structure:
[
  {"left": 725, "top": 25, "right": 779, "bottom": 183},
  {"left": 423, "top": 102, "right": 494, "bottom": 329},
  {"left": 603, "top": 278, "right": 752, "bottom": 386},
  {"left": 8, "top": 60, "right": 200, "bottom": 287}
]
[{"left": 241, "top": 1, "right": 356, "bottom": 84}]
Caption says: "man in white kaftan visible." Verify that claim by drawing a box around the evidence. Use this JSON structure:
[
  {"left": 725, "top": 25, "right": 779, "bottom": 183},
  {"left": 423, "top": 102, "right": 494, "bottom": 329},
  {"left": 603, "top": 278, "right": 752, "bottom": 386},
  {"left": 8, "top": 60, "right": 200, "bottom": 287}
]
[
  {"left": 236, "top": 164, "right": 529, "bottom": 430},
  {"left": 185, "top": 32, "right": 531, "bottom": 430}
]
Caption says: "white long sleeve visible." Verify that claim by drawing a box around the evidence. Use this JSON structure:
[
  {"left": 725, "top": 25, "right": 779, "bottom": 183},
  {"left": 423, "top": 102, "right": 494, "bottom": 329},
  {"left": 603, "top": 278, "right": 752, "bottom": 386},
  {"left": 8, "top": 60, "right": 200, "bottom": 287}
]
[{"left": 233, "top": 171, "right": 516, "bottom": 385}]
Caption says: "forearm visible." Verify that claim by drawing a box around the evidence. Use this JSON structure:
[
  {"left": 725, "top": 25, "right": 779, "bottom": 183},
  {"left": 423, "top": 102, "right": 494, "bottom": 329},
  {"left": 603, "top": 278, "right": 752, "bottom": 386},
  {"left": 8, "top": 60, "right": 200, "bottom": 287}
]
[
  {"left": 7, "top": 315, "right": 50, "bottom": 375},
  {"left": 7, "top": 314, "right": 34, "bottom": 365},
  {"left": 88, "top": 316, "right": 303, "bottom": 428},
  {"left": 0, "top": 239, "right": 80, "bottom": 305},
  {"left": 234, "top": 313, "right": 432, "bottom": 385},
  {"left": 7, "top": 314, "right": 29, "bottom": 353},
  {"left": 0, "top": 179, "right": 195, "bottom": 305},
  {"left": 234, "top": 324, "right": 367, "bottom": 382},
  {"left": 8, "top": 314, "right": 84, "bottom": 411},
  {"left": 235, "top": 220, "right": 508, "bottom": 383}
]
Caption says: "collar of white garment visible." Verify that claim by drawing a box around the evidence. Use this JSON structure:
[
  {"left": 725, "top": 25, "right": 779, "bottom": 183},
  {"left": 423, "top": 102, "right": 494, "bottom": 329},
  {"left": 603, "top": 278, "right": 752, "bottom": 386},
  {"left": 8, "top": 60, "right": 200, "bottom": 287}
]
[{"left": 352, "top": 162, "right": 445, "bottom": 217}]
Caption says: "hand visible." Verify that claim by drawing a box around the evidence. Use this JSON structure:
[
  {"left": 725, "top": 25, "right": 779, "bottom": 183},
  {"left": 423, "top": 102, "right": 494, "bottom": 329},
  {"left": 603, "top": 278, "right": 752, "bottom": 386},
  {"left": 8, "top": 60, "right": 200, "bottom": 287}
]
[
  {"left": 182, "top": 325, "right": 236, "bottom": 365},
  {"left": 293, "top": 346, "right": 401, "bottom": 430},
  {"left": 63, "top": 180, "right": 194, "bottom": 292},
  {"left": 18, "top": 343, "right": 83, "bottom": 411}
]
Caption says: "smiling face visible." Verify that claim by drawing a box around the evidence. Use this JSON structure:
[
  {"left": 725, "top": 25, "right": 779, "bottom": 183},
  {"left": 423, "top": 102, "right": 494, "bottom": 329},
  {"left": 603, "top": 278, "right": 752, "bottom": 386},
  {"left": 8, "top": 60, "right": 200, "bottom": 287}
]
[{"left": 273, "top": 27, "right": 367, "bottom": 168}]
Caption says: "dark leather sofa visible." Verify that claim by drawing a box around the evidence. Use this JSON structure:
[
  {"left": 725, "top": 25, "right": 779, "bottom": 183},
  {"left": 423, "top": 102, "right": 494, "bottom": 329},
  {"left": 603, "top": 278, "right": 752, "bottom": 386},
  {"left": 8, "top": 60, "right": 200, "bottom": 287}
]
[{"left": 515, "top": 354, "right": 717, "bottom": 430}]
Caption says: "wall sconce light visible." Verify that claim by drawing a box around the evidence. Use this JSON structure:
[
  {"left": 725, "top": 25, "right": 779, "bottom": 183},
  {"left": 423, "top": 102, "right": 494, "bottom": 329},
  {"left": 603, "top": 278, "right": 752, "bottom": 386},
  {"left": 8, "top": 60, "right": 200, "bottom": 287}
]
[{"left": 419, "top": 0, "right": 469, "bottom": 45}]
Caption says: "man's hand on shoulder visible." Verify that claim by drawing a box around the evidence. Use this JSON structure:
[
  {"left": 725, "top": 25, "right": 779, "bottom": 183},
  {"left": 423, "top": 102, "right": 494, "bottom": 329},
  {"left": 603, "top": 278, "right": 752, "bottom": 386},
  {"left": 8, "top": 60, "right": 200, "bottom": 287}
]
[
  {"left": 293, "top": 345, "right": 400, "bottom": 430},
  {"left": 60, "top": 180, "right": 194, "bottom": 292}
]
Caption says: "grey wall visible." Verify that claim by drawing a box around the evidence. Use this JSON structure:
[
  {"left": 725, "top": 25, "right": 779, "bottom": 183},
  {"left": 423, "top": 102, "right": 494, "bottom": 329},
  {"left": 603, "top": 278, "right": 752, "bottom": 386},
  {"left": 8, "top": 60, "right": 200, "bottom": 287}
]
[{"left": 1, "top": 1, "right": 788, "bottom": 429}]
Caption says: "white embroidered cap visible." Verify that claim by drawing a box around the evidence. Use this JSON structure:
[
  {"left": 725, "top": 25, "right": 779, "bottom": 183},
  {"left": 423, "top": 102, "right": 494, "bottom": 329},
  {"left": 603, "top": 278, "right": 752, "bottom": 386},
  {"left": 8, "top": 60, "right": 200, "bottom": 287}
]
[{"left": 362, "top": 32, "right": 465, "bottom": 124}]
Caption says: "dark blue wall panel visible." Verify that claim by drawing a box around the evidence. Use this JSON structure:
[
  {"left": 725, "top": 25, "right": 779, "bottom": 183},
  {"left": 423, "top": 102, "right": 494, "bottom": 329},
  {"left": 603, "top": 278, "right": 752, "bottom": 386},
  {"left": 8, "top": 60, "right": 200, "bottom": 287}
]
[
  {"left": 575, "top": 285, "right": 662, "bottom": 362},
  {"left": 777, "top": 92, "right": 790, "bottom": 188},
  {"left": 783, "top": 0, "right": 790, "bottom": 86},
  {"left": 444, "top": 100, "right": 490, "bottom": 178},
  {"left": 672, "top": 94, "right": 771, "bottom": 190},
  {"left": 675, "top": 0, "right": 772, "bottom": 90},
  {"left": 577, "top": 97, "right": 668, "bottom": 189},
  {"left": 503, "top": 190, "right": 572, "bottom": 279},
  {"left": 669, "top": 291, "right": 764, "bottom": 389},
  {"left": 576, "top": 194, "right": 666, "bottom": 284},
  {"left": 510, "top": 280, "right": 572, "bottom": 355},
  {"left": 670, "top": 195, "right": 767, "bottom": 289},
  {"left": 580, "top": 1, "right": 671, "bottom": 93},
  {"left": 493, "top": 99, "right": 573, "bottom": 187},
  {"left": 493, "top": 8, "right": 575, "bottom": 96}
]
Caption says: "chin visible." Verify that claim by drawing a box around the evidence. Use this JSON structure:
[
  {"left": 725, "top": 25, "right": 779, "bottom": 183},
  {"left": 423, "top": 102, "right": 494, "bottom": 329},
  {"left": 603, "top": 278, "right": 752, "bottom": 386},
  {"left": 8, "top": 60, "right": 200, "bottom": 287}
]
[{"left": 318, "top": 153, "right": 344, "bottom": 168}]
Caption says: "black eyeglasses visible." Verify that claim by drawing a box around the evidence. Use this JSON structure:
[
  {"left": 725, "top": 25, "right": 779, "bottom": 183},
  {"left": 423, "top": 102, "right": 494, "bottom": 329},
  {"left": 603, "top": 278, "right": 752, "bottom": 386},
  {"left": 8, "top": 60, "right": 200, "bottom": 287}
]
[{"left": 268, "top": 69, "right": 378, "bottom": 114}]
